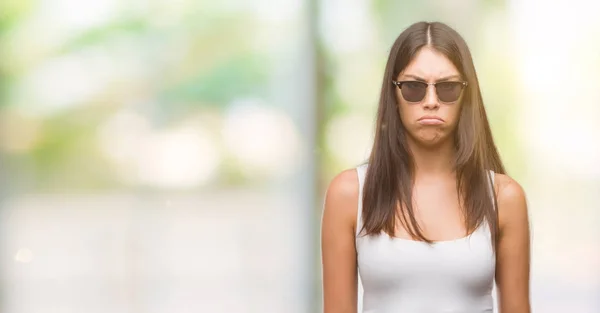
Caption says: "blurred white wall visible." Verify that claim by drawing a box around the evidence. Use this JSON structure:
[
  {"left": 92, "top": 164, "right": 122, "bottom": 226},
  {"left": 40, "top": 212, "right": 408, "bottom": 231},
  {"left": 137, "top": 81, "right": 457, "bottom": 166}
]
[{"left": 509, "top": 0, "right": 600, "bottom": 311}]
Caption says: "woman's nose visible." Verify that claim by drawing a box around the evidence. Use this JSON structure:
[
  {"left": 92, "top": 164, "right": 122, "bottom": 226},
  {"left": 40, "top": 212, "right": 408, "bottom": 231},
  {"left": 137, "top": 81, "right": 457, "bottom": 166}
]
[{"left": 422, "top": 84, "right": 439, "bottom": 109}]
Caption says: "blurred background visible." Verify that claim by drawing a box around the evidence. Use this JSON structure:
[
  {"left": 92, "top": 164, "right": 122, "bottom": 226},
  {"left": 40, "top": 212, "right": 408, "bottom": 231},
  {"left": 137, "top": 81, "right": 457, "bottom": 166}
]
[{"left": 0, "top": 0, "right": 598, "bottom": 312}]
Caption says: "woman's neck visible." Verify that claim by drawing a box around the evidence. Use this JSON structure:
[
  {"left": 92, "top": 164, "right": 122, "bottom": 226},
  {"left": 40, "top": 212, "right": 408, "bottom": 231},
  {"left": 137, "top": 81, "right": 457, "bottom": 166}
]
[{"left": 407, "top": 137, "right": 456, "bottom": 178}]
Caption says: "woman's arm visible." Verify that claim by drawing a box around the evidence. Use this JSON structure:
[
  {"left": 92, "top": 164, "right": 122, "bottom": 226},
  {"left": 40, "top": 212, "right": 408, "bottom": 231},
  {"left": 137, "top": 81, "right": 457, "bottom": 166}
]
[
  {"left": 321, "top": 169, "right": 360, "bottom": 313},
  {"left": 495, "top": 174, "right": 532, "bottom": 313}
]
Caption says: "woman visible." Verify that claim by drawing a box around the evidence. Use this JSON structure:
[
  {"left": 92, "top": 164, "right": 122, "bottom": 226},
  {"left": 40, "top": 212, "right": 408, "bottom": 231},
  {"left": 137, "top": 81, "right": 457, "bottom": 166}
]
[{"left": 321, "top": 21, "right": 531, "bottom": 313}]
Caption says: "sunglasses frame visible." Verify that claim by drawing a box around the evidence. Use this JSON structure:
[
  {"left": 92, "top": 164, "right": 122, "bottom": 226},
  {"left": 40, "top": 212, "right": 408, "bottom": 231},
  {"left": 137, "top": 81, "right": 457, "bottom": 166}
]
[{"left": 391, "top": 80, "right": 468, "bottom": 103}]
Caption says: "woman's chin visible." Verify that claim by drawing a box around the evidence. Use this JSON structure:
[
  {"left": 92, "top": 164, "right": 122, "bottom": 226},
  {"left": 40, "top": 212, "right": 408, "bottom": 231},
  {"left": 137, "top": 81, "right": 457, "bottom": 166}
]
[{"left": 410, "top": 131, "right": 452, "bottom": 148}]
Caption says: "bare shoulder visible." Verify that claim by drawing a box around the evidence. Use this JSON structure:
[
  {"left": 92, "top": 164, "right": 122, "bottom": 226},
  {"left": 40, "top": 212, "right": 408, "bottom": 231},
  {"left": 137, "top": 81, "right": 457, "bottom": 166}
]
[
  {"left": 494, "top": 173, "right": 527, "bottom": 206},
  {"left": 493, "top": 173, "right": 529, "bottom": 230},
  {"left": 322, "top": 169, "right": 360, "bottom": 230},
  {"left": 326, "top": 169, "right": 359, "bottom": 199},
  {"left": 493, "top": 173, "right": 531, "bottom": 311},
  {"left": 321, "top": 168, "right": 361, "bottom": 311}
]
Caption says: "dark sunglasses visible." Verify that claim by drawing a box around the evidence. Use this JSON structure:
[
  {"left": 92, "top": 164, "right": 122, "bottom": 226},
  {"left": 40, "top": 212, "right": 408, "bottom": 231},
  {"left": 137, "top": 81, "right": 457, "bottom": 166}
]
[{"left": 392, "top": 80, "right": 468, "bottom": 103}]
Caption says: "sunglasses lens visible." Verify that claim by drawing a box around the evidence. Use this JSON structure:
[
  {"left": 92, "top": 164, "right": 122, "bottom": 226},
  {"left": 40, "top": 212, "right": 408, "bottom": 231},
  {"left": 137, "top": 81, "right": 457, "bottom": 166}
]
[
  {"left": 397, "top": 81, "right": 465, "bottom": 102},
  {"left": 436, "top": 82, "right": 464, "bottom": 102},
  {"left": 400, "top": 81, "right": 427, "bottom": 102}
]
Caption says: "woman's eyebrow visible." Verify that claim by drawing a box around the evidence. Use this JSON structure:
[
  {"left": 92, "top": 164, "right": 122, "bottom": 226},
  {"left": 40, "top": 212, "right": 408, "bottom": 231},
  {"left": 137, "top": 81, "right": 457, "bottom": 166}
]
[
  {"left": 436, "top": 75, "right": 461, "bottom": 82},
  {"left": 401, "top": 74, "right": 461, "bottom": 82},
  {"left": 401, "top": 74, "right": 427, "bottom": 81}
]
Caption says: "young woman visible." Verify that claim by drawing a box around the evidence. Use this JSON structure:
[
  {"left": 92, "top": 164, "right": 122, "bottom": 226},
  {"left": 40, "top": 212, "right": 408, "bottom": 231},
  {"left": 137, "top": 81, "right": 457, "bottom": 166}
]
[{"left": 321, "top": 21, "right": 531, "bottom": 313}]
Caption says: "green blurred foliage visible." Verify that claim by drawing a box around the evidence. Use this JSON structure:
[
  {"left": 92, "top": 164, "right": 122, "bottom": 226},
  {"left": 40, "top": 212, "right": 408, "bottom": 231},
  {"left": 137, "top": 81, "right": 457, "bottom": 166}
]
[
  {"left": 0, "top": 0, "right": 33, "bottom": 108},
  {"left": 160, "top": 54, "right": 269, "bottom": 108},
  {"left": 0, "top": 3, "right": 273, "bottom": 191},
  {"left": 27, "top": 108, "right": 118, "bottom": 190},
  {"left": 0, "top": 0, "right": 33, "bottom": 32}
]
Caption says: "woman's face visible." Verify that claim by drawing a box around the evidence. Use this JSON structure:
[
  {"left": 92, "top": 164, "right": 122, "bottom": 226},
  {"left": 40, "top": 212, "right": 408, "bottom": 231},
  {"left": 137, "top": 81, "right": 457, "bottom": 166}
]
[{"left": 394, "top": 46, "right": 465, "bottom": 147}]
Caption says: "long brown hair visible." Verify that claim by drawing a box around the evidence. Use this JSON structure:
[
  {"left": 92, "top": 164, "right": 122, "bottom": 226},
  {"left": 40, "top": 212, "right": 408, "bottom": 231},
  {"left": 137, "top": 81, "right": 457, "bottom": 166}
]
[{"left": 361, "top": 21, "right": 506, "bottom": 250}]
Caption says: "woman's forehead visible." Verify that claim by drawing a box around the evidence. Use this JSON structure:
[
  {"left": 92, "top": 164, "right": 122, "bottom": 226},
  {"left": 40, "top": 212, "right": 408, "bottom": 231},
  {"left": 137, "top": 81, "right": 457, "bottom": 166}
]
[{"left": 399, "top": 47, "right": 460, "bottom": 79}]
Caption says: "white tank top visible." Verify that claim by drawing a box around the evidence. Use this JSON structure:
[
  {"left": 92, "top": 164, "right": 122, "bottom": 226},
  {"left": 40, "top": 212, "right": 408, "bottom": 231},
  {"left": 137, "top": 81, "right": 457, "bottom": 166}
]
[{"left": 355, "top": 164, "right": 497, "bottom": 313}]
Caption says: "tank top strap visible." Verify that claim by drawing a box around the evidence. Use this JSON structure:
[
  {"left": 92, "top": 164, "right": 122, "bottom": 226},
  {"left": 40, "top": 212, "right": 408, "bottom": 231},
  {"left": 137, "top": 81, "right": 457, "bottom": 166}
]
[
  {"left": 488, "top": 170, "right": 496, "bottom": 210},
  {"left": 355, "top": 163, "right": 368, "bottom": 236}
]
